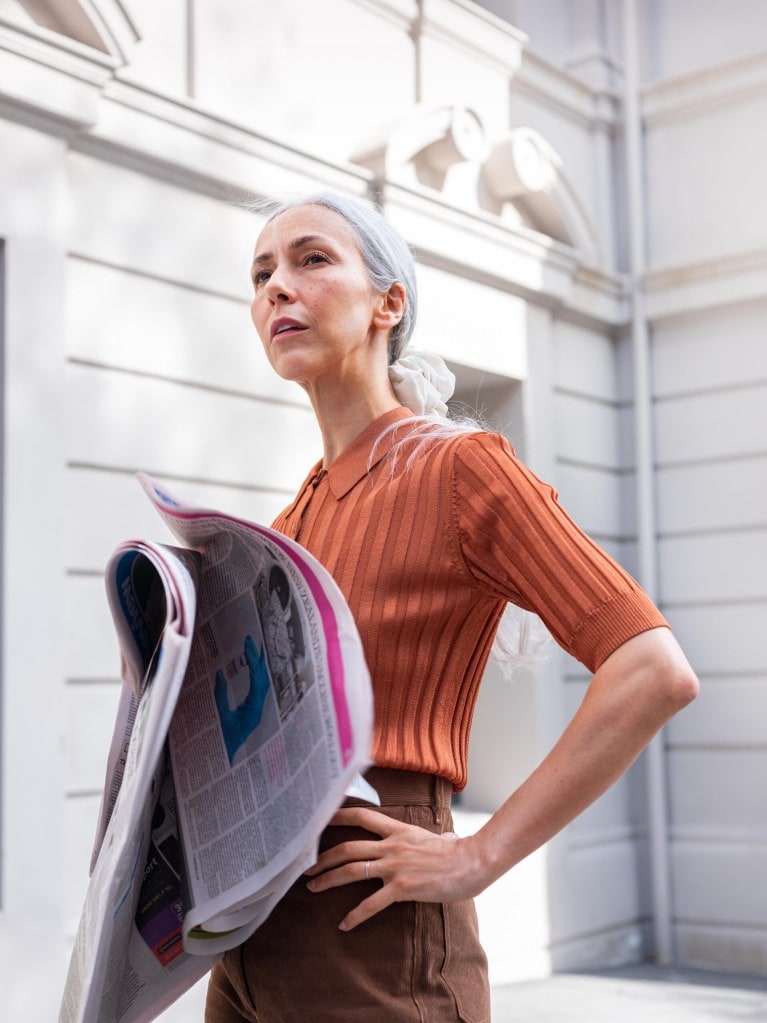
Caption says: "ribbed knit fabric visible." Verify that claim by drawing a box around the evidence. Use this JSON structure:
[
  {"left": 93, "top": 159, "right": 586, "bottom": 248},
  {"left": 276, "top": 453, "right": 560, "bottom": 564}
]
[{"left": 272, "top": 407, "right": 667, "bottom": 791}]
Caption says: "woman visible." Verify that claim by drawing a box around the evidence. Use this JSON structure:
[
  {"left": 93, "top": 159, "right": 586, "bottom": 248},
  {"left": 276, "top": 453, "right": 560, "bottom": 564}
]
[{"left": 205, "top": 193, "right": 698, "bottom": 1022}]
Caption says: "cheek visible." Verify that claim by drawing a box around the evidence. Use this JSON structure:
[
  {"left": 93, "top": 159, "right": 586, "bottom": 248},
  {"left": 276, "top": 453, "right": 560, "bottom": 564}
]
[{"left": 250, "top": 298, "right": 268, "bottom": 344}]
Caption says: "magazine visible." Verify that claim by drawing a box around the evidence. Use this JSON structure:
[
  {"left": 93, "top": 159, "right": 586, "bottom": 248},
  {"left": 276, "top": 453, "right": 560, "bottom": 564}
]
[{"left": 60, "top": 474, "right": 376, "bottom": 1023}]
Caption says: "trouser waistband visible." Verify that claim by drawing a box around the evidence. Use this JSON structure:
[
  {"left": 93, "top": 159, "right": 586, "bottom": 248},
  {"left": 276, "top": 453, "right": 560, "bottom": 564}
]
[{"left": 357, "top": 766, "right": 454, "bottom": 809}]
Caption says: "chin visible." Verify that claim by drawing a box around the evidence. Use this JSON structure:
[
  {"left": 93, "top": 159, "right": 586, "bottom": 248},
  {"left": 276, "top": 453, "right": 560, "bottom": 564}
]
[{"left": 269, "top": 355, "right": 314, "bottom": 388}]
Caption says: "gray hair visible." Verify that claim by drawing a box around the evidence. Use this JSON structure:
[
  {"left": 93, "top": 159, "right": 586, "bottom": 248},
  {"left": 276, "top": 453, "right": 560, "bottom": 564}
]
[{"left": 256, "top": 192, "right": 417, "bottom": 364}]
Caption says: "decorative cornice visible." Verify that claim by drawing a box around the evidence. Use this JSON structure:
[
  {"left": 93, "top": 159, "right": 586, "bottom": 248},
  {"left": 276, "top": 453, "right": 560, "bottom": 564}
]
[
  {"left": 352, "top": 103, "right": 487, "bottom": 188},
  {"left": 481, "top": 127, "right": 599, "bottom": 262},
  {"left": 0, "top": 18, "right": 117, "bottom": 79},
  {"left": 346, "top": 0, "right": 418, "bottom": 29},
  {"left": 0, "top": 0, "right": 137, "bottom": 66},
  {"left": 0, "top": 22, "right": 115, "bottom": 131},
  {"left": 72, "top": 79, "right": 372, "bottom": 202},
  {"left": 379, "top": 181, "right": 628, "bottom": 328},
  {"left": 418, "top": 0, "right": 526, "bottom": 74}
]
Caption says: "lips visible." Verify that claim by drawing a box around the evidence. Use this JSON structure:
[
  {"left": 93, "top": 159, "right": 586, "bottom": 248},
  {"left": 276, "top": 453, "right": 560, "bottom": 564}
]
[{"left": 270, "top": 317, "right": 307, "bottom": 341}]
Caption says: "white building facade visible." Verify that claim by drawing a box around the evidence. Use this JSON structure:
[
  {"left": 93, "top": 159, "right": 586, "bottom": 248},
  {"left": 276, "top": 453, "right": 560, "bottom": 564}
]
[{"left": 0, "top": 1, "right": 765, "bottom": 1019}]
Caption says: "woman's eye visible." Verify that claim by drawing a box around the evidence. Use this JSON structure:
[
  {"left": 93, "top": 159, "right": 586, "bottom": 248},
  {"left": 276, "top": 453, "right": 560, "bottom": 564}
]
[
  {"left": 304, "top": 251, "right": 328, "bottom": 266},
  {"left": 252, "top": 269, "right": 271, "bottom": 287}
]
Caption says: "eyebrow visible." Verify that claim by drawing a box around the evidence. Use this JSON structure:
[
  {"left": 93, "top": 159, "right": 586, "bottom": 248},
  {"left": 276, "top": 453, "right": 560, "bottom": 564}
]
[{"left": 251, "top": 234, "right": 329, "bottom": 267}]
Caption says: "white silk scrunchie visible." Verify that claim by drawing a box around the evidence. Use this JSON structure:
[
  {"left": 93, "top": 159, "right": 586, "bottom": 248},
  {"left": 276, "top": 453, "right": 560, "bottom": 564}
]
[{"left": 388, "top": 349, "right": 456, "bottom": 419}]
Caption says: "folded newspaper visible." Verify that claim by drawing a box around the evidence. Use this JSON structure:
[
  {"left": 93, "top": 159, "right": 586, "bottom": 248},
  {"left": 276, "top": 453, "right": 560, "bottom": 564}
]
[{"left": 60, "top": 474, "right": 377, "bottom": 1023}]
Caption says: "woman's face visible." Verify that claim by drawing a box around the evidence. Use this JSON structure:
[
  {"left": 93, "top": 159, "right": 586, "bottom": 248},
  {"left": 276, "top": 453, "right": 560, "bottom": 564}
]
[{"left": 250, "top": 204, "right": 385, "bottom": 389}]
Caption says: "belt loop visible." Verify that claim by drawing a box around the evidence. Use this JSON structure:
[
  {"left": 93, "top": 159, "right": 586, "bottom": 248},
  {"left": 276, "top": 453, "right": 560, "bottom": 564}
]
[{"left": 433, "top": 775, "right": 444, "bottom": 828}]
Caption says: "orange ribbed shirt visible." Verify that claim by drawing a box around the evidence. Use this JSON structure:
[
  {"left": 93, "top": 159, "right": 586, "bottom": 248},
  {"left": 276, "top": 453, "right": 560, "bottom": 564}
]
[{"left": 272, "top": 407, "right": 667, "bottom": 791}]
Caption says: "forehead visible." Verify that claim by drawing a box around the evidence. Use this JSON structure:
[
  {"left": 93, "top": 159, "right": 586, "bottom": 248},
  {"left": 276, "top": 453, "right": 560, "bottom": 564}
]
[{"left": 254, "top": 204, "right": 361, "bottom": 257}]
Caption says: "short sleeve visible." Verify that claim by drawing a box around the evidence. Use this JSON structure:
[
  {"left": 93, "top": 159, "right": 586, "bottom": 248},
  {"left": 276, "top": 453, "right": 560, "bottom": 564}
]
[{"left": 450, "top": 433, "right": 668, "bottom": 672}]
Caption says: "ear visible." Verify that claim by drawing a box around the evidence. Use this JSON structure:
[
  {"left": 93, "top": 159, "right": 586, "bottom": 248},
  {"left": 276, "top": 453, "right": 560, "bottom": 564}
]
[{"left": 372, "top": 282, "right": 407, "bottom": 333}]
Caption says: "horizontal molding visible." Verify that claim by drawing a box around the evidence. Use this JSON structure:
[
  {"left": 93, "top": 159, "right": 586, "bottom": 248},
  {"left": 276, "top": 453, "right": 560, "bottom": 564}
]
[
  {"left": 0, "top": 34, "right": 106, "bottom": 132},
  {"left": 554, "top": 385, "right": 626, "bottom": 410},
  {"left": 419, "top": 0, "right": 526, "bottom": 73},
  {"left": 668, "top": 742, "right": 767, "bottom": 754},
  {"left": 347, "top": 0, "right": 418, "bottom": 29},
  {"left": 383, "top": 183, "right": 628, "bottom": 326},
  {"left": 690, "top": 670, "right": 767, "bottom": 681},
  {"left": 645, "top": 248, "right": 767, "bottom": 322},
  {"left": 643, "top": 49, "right": 767, "bottom": 126},
  {"left": 656, "top": 449, "right": 767, "bottom": 472},
  {"left": 66, "top": 676, "right": 121, "bottom": 686},
  {"left": 672, "top": 828, "right": 767, "bottom": 847},
  {"left": 571, "top": 669, "right": 766, "bottom": 688},
  {"left": 567, "top": 825, "right": 641, "bottom": 852},
  {"left": 676, "top": 919, "right": 767, "bottom": 936},
  {"left": 74, "top": 78, "right": 371, "bottom": 203},
  {"left": 68, "top": 249, "right": 246, "bottom": 305},
  {"left": 66, "top": 568, "right": 103, "bottom": 579},
  {"left": 653, "top": 375, "right": 767, "bottom": 405},
  {"left": 661, "top": 596, "right": 767, "bottom": 612},
  {"left": 0, "top": 22, "right": 628, "bottom": 325},
  {"left": 555, "top": 456, "right": 631, "bottom": 477},
  {"left": 66, "top": 356, "right": 311, "bottom": 411},
  {"left": 658, "top": 521, "right": 767, "bottom": 542},
  {"left": 66, "top": 460, "right": 298, "bottom": 499},
  {"left": 0, "top": 17, "right": 117, "bottom": 82},
  {"left": 64, "top": 788, "right": 101, "bottom": 800},
  {"left": 547, "top": 919, "right": 647, "bottom": 954},
  {"left": 68, "top": 82, "right": 628, "bottom": 325}
]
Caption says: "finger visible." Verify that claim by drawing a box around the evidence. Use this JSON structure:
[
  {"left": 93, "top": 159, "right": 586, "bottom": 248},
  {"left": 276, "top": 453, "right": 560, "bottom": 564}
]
[
  {"left": 337, "top": 886, "right": 395, "bottom": 932},
  {"left": 305, "top": 840, "right": 383, "bottom": 879},
  {"left": 327, "top": 806, "right": 401, "bottom": 834},
  {"left": 310, "top": 854, "right": 382, "bottom": 894}
]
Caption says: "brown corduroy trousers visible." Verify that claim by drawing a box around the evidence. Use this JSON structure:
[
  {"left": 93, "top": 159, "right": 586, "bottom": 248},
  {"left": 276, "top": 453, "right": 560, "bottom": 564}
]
[{"left": 204, "top": 768, "right": 491, "bottom": 1022}]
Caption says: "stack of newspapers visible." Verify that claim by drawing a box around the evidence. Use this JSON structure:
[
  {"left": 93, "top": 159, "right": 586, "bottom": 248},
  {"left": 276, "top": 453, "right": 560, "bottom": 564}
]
[{"left": 60, "top": 475, "right": 376, "bottom": 1023}]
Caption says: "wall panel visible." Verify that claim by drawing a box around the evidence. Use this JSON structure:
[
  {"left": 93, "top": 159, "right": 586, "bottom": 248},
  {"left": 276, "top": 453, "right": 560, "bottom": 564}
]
[
  {"left": 673, "top": 843, "right": 767, "bottom": 929},
  {"left": 654, "top": 386, "right": 767, "bottom": 466},
  {"left": 667, "top": 678, "right": 767, "bottom": 748},
  {"left": 64, "top": 363, "right": 319, "bottom": 489},
  {"left": 65, "top": 258, "right": 299, "bottom": 406},
  {"left": 658, "top": 529, "right": 767, "bottom": 605},
  {"left": 664, "top": 604, "right": 767, "bottom": 676},
  {"left": 646, "top": 94, "right": 767, "bottom": 267},
  {"left": 64, "top": 466, "right": 292, "bottom": 572},
  {"left": 669, "top": 749, "right": 767, "bottom": 838},
  {"left": 652, "top": 300, "right": 767, "bottom": 398},
  {"left": 657, "top": 458, "right": 767, "bottom": 535},
  {"left": 555, "top": 392, "right": 621, "bottom": 469}
]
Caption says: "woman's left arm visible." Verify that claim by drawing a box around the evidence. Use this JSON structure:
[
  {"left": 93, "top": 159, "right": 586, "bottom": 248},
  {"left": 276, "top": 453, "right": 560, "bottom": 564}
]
[{"left": 305, "top": 626, "right": 699, "bottom": 930}]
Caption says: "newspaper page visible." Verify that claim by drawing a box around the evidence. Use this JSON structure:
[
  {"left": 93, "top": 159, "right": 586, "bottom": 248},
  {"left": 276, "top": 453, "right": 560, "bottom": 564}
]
[
  {"left": 61, "top": 476, "right": 375, "bottom": 1023},
  {"left": 139, "top": 473, "right": 375, "bottom": 953},
  {"left": 60, "top": 541, "right": 215, "bottom": 1023}
]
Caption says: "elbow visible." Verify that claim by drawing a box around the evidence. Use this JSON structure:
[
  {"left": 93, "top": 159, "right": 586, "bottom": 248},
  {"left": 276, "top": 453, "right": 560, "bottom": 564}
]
[
  {"left": 668, "top": 662, "right": 700, "bottom": 712},
  {"left": 642, "top": 629, "right": 700, "bottom": 716},
  {"left": 652, "top": 628, "right": 700, "bottom": 712}
]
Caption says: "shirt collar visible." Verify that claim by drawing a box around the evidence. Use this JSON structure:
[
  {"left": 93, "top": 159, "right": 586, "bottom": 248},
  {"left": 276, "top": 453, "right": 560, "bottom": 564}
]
[{"left": 326, "top": 406, "right": 416, "bottom": 499}]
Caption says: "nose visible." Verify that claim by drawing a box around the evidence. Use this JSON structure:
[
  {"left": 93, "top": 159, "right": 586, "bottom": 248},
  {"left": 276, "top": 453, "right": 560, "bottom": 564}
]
[{"left": 265, "top": 264, "right": 295, "bottom": 303}]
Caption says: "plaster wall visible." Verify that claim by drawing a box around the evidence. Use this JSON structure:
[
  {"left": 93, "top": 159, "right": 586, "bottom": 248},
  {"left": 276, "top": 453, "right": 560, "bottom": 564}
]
[
  {"left": 636, "top": 2, "right": 767, "bottom": 973},
  {"left": 650, "top": 299, "right": 767, "bottom": 972},
  {"left": 1, "top": 1, "right": 765, "bottom": 1019}
]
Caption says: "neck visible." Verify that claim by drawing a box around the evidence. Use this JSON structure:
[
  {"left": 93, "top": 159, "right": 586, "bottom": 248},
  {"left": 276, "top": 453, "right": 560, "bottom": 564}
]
[
  {"left": 308, "top": 380, "right": 401, "bottom": 466},
  {"left": 297, "top": 333, "right": 402, "bottom": 465}
]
